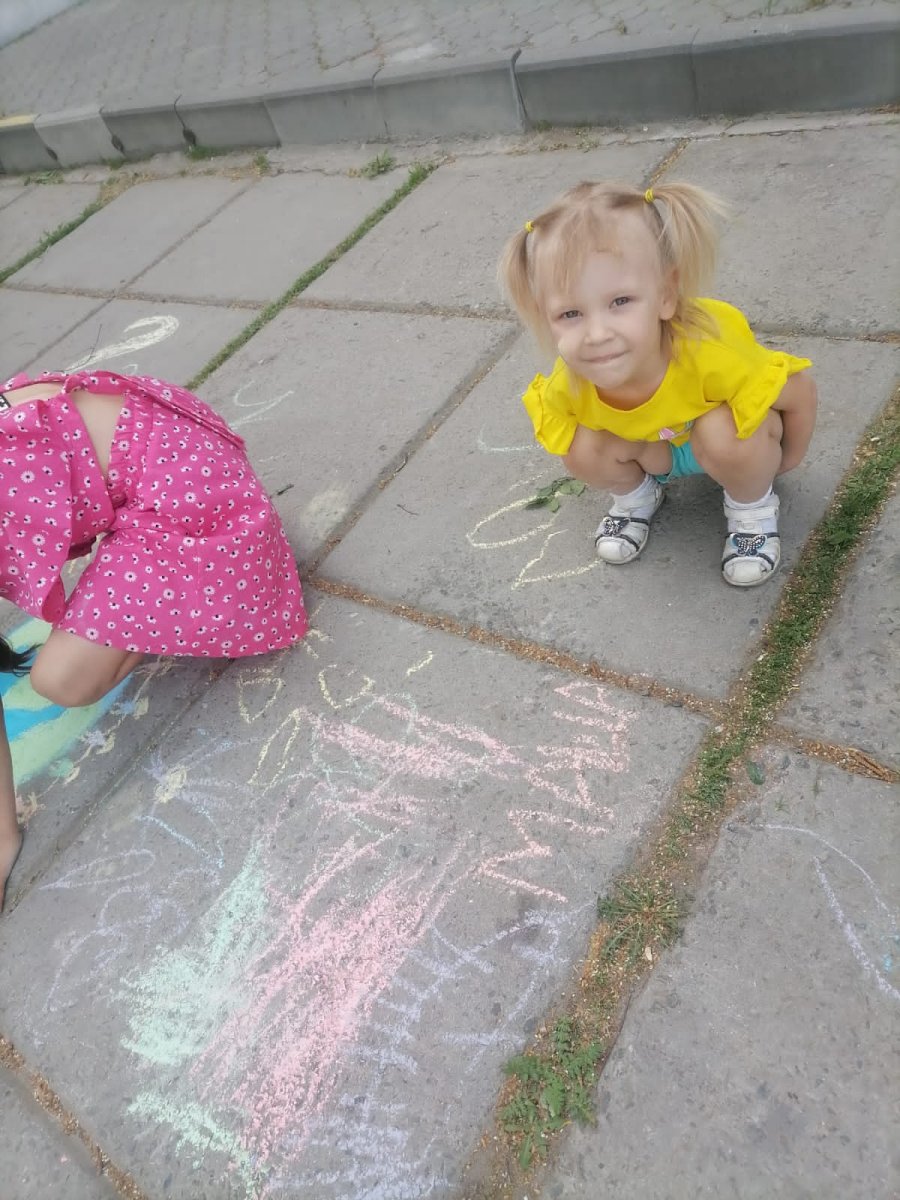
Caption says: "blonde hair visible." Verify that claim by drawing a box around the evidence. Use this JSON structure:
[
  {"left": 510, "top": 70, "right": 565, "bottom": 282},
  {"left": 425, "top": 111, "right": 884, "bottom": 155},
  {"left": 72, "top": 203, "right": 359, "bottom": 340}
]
[{"left": 498, "top": 180, "right": 728, "bottom": 356}]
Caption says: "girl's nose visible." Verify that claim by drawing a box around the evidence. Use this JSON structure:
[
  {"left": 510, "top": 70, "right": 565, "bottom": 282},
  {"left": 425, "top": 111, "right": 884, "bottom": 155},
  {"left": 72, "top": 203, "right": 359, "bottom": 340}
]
[{"left": 585, "top": 314, "right": 611, "bottom": 343}]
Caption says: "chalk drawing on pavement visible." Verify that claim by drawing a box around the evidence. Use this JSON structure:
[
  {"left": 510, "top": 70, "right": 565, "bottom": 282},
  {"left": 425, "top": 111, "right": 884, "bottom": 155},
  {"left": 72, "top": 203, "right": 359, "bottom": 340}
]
[
  {"left": 466, "top": 431, "right": 599, "bottom": 590},
  {"left": 227, "top": 380, "right": 296, "bottom": 430},
  {"left": 67, "top": 314, "right": 180, "bottom": 373},
  {"left": 25, "top": 641, "right": 636, "bottom": 1198},
  {"left": 765, "top": 823, "right": 899, "bottom": 1003}
]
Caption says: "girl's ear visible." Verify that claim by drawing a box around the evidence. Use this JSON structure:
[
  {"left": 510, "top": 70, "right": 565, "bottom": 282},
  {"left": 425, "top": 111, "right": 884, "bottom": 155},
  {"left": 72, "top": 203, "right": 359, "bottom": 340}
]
[{"left": 659, "top": 269, "right": 678, "bottom": 320}]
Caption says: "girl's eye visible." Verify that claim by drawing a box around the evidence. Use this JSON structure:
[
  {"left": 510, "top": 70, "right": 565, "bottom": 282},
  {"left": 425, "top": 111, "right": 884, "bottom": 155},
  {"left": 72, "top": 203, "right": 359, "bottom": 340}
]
[
  {"left": 560, "top": 309, "right": 580, "bottom": 320},
  {"left": 611, "top": 296, "right": 631, "bottom": 308}
]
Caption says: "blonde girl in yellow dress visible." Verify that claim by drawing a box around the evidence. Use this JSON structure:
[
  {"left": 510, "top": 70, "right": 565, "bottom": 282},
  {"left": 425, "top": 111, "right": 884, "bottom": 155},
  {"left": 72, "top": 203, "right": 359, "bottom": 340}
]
[{"left": 499, "top": 181, "right": 817, "bottom": 587}]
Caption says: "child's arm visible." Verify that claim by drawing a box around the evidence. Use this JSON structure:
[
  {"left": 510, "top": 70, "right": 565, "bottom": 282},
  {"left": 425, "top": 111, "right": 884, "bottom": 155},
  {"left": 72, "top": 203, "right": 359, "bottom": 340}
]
[
  {"left": 0, "top": 698, "right": 23, "bottom": 912},
  {"left": 773, "top": 370, "right": 817, "bottom": 475}
]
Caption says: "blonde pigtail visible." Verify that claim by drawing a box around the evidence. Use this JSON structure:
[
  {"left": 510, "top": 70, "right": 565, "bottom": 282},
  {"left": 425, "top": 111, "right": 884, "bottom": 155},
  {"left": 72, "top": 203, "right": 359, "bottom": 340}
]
[
  {"left": 498, "top": 225, "right": 554, "bottom": 351},
  {"left": 649, "top": 181, "right": 729, "bottom": 299}
]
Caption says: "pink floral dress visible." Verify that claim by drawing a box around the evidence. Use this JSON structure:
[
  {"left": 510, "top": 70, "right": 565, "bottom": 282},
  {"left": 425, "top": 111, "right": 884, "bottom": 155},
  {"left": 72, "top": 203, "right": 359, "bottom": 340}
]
[{"left": 0, "top": 370, "right": 307, "bottom": 657}]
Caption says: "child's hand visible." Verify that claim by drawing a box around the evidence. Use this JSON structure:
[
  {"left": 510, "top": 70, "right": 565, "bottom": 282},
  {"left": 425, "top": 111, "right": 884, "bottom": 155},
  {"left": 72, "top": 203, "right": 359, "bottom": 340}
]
[
  {"left": 0, "top": 698, "right": 23, "bottom": 912},
  {"left": 0, "top": 825, "right": 23, "bottom": 913}
]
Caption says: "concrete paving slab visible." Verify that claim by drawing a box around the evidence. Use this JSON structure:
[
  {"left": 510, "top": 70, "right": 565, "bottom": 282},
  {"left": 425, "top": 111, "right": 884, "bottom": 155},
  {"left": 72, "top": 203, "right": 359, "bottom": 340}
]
[
  {"left": 0, "top": 287, "right": 101, "bottom": 374},
  {"left": 0, "top": 592, "right": 708, "bottom": 1199},
  {"left": 307, "top": 141, "right": 674, "bottom": 310},
  {"left": 0, "top": 179, "right": 26, "bottom": 210},
  {"left": 321, "top": 336, "right": 899, "bottom": 699},
  {"left": 0, "top": 182, "right": 101, "bottom": 273},
  {"left": 9, "top": 177, "right": 250, "bottom": 292},
  {"left": 198, "top": 305, "right": 514, "bottom": 560},
  {"left": 23, "top": 297, "right": 253, "bottom": 382},
  {"left": 133, "top": 171, "right": 398, "bottom": 303},
  {"left": 670, "top": 124, "right": 900, "bottom": 335},
  {"left": 543, "top": 748, "right": 900, "bottom": 1200},
  {"left": 1, "top": 1063, "right": 119, "bottom": 1200},
  {"left": 782, "top": 491, "right": 900, "bottom": 770}
]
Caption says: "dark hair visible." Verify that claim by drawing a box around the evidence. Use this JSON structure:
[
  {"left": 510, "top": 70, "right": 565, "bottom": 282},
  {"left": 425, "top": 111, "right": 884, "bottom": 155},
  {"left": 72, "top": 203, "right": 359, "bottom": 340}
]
[{"left": 0, "top": 635, "right": 33, "bottom": 676}]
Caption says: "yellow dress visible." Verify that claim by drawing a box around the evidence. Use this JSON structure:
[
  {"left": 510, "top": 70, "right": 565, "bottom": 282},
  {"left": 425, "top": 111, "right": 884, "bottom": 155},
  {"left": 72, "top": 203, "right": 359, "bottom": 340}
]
[{"left": 522, "top": 298, "right": 812, "bottom": 456}]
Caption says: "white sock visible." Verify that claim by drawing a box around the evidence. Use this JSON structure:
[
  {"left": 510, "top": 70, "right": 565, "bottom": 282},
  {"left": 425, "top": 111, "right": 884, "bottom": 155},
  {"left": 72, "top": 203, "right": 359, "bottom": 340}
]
[
  {"left": 723, "top": 487, "right": 778, "bottom": 534},
  {"left": 611, "top": 472, "right": 659, "bottom": 518}
]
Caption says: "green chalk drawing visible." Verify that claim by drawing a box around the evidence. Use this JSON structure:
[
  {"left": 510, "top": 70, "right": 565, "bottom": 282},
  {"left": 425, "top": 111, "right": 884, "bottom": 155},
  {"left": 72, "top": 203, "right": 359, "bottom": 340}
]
[
  {"left": 128, "top": 1092, "right": 264, "bottom": 1194},
  {"left": 120, "top": 845, "right": 269, "bottom": 1067}
]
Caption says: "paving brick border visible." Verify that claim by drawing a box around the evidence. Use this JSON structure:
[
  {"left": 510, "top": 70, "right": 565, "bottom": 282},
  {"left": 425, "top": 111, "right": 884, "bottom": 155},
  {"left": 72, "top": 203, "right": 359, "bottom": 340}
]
[{"left": 1, "top": 8, "right": 898, "bottom": 172}]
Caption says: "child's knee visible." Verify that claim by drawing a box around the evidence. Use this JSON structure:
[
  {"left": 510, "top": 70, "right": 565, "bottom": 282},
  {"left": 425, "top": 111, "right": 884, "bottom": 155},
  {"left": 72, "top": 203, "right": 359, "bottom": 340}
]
[
  {"left": 693, "top": 407, "right": 781, "bottom": 468},
  {"left": 29, "top": 658, "right": 103, "bottom": 708},
  {"left": 562, "top": 427, "right": 625, "bottom": 476}
]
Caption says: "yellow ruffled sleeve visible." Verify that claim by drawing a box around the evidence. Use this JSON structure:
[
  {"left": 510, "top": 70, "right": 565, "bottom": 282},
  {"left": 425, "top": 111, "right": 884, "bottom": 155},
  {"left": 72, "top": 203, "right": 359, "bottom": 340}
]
[
  {"left": 697, "top": 304, "right": 812, "bottom": 439},
  {"left": 521, "top": 364, "right": 579, "bottom": 456},
  {"left": 728, "top": 349, "right": 812, "bottom": 438}
]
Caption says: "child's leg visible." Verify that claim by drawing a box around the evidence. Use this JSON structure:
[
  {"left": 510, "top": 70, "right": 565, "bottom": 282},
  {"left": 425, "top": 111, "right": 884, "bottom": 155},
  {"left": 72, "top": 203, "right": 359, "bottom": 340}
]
[
  {"left": 691, "top": 406, "right": 783, "bottom": 502},
  {"left": 563, "top": 425, "right": 672, "bottom": 491},
  {"left": 692, "top": 407, "right": 784, "bottom": 586},
  {"left": 0, "top": 700, "right": 22, "bottom": 912},
  {"left": 563, "top": 426, "right": 671, "bottom": 564},
  {"left": 29, "top": 630, "right": 144, "bottom": 709}
]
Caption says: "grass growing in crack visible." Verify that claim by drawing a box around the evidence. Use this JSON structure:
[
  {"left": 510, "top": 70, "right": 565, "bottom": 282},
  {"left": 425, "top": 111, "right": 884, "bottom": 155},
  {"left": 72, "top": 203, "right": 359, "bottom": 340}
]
[
  {"left": 184, "top": 143, "right": 234, "bottom": 162},
  {"left": 22, "top": 169, "right": 64, "bottom": 185},
  {"left": 253, "top": 151, "right": 271, "bottom": 175},
  {"left": 597, "top": 879, "right": 682, "bottom": 966},
  {"left": 187, "top": 161, "right": 437, "bottom": 390},
  {"left": 0, "top": 200, "right": 104, "bottom": 284},
  {"left": 500, "top": 1017, "right": 602, "bottom": 1169},
  {"left": 357, "top": 151, "right": 396, "bottom": 178}
]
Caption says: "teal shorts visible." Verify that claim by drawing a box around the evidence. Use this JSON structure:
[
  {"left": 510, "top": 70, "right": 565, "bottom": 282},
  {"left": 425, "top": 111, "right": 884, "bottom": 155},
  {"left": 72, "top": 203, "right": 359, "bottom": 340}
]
[{"left": 654, "top": 439, "right": 704, "bottom": 484}]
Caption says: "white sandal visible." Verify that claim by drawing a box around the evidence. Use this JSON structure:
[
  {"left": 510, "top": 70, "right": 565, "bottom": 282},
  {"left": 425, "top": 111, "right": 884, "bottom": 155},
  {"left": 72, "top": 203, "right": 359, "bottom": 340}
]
[
  {"left": 721, "top": 494, "right": 781, "bottom": 587},
  {"left": 594, "top": 481, "right": 665, "bottom": 564}
]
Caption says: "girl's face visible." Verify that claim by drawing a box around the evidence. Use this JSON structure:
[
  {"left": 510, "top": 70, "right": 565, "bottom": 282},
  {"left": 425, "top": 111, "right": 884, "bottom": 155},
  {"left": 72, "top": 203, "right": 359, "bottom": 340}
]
[{"left": 544, "top": 215, "right": 676, "bottom": 402}]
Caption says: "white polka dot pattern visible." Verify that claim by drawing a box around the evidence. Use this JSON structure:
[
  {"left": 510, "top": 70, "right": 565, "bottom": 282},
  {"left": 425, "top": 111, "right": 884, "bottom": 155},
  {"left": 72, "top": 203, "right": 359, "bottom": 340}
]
[{"left": 1, "top": 370, "right": 307, "bottom": 657}]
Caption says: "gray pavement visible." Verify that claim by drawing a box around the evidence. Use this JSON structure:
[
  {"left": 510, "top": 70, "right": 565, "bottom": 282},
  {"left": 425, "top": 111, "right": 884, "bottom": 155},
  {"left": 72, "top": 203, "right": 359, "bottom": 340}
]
[
  {"left": 0, "top": 109, "right": 898, "bottom": 1200},
  {"left": 1, "top": 0, "right": 898, "bottom": 171},
  {"left": 0, "top": 0, "right": 879, "bottom": 115},
  {"left": 543, "top": 752, "right": 900, "bottom": 1199}
]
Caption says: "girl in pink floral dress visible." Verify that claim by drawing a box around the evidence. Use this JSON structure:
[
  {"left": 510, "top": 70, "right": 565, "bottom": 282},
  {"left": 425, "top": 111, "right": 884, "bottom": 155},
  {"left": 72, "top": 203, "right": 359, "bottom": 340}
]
[{"left": 0, "top": 369, "right": 307, "bottom": 909}]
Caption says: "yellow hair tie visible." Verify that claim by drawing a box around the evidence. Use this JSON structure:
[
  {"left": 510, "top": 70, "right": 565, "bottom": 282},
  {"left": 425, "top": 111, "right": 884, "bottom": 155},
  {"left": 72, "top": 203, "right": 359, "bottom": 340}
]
[
  {"left": 524, "top": 220, "right": 534, "bottom": 233},
  {"left": 644, "top": 188, "right": 655, "bottom": 203}
]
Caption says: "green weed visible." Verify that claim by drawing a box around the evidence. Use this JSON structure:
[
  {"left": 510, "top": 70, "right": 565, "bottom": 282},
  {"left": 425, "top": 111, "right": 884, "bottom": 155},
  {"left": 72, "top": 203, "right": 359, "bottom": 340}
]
[
  {"left": 500, "top": 1017, "right": 602, "bottom": 1168},
  {"left": 359, "top": 151, "right": 396, "bottom": 178},
  {"left": 184, "top": 143, "right": 232, "bottom": 162},
  {"left": 22, "top": 169, "right": 63, "bottom": 185},
  {"left": 597, "top": 879, "right": 682, "bottom": 966},
  {"left": 0, "top": 200, "right": 104, "bottom": 284},
  {"left": 524, "top": 476, "right": 586, "bottom": 512}
]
